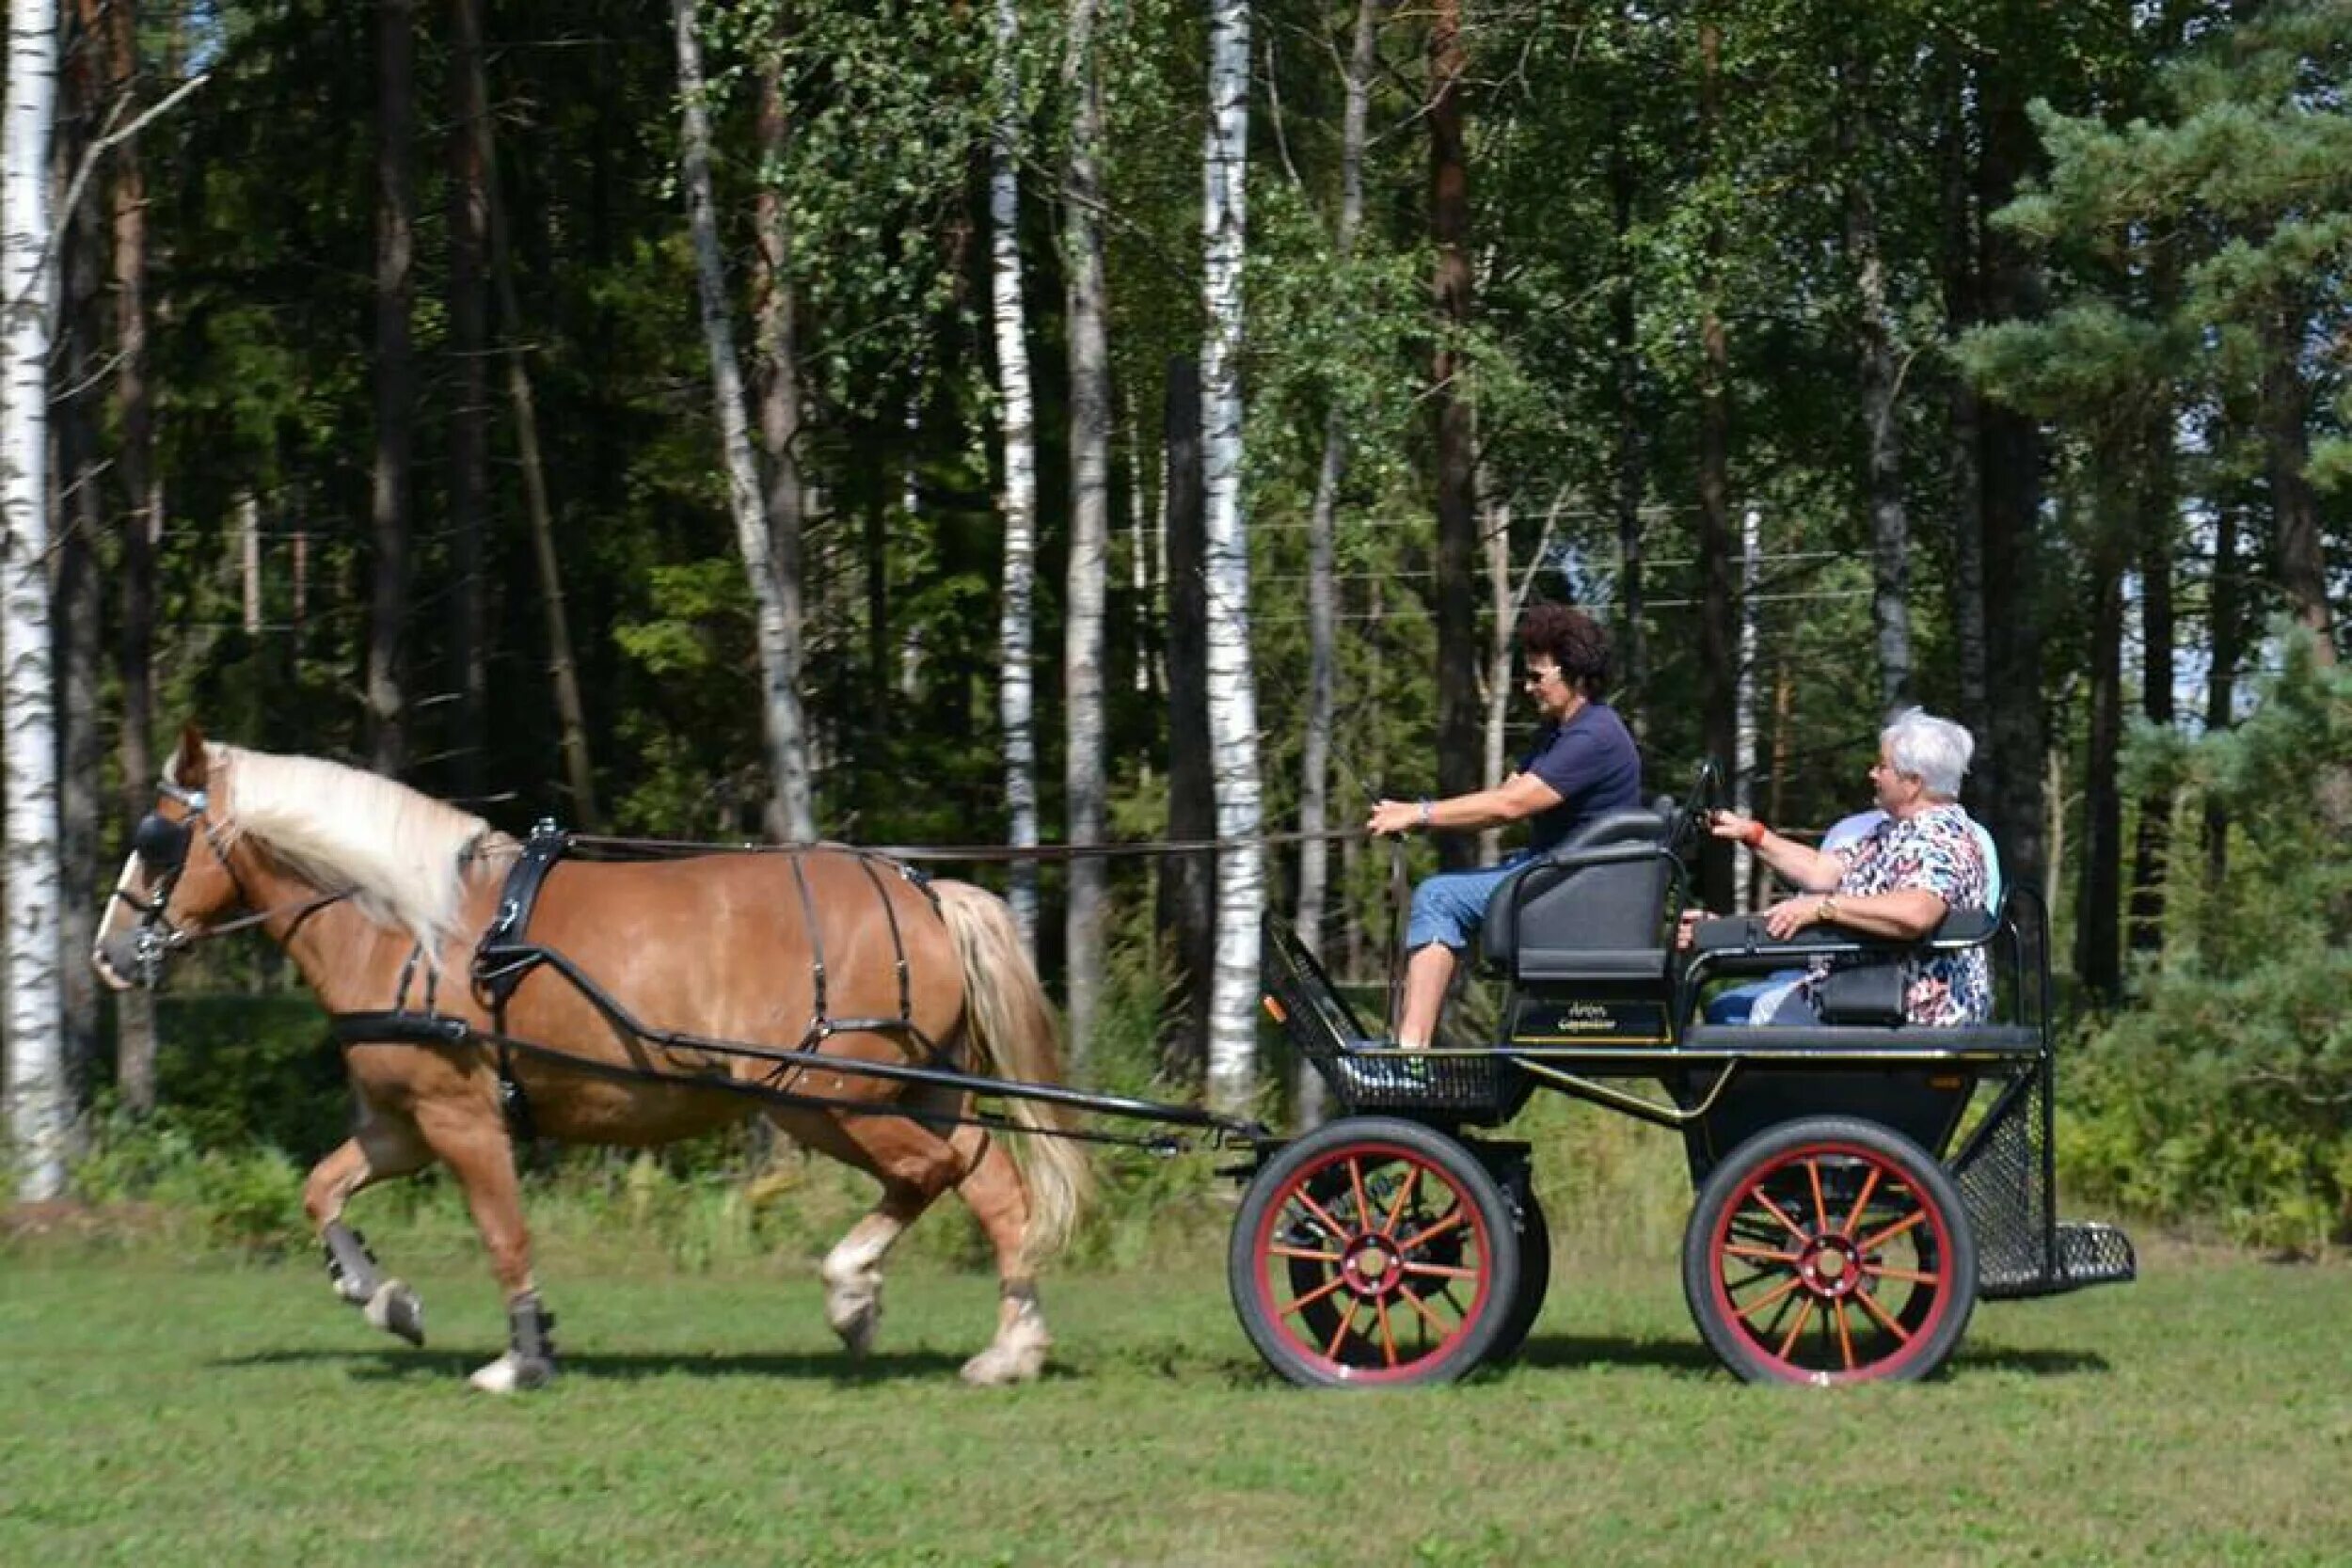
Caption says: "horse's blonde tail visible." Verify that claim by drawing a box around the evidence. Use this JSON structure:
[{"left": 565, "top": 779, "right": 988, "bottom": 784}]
[{"left": 933, "top": 879, "right": 1093, "bottom": 1266}]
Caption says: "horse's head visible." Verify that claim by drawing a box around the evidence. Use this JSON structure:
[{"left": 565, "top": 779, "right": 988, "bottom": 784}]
[{"left": 94, "top": 726, "right": 245, "bottom": 991}]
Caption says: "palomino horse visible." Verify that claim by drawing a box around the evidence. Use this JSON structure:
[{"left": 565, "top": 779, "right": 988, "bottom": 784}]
[{"left": 93, "top": 728, "right": 1090, "bottom": 1392}]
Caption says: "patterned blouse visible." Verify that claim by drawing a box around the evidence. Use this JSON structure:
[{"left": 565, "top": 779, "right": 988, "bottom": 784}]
[{"left": 1800, "top": 802, "right": 1993, "bottom": 1026}]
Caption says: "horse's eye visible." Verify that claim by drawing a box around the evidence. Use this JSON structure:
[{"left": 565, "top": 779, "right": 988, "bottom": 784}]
[{"left": 132, "top": 813, "right": 191, "bottom": 873}]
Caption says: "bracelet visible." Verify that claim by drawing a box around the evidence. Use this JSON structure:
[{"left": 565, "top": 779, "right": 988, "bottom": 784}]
[
  {"left": 1418, "top": 798, "right": 1434, "bottom": 829},
  {"left": 1819, "top": 895, "right": 1839, "bottom": 925},
  {"left": 1741, "top": 819, "right": 1767, "bottom": 848}
]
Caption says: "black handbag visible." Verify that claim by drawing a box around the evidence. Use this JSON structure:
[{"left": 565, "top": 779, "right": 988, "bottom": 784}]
[{"left": 1813, "top": 960, "right": 1906, "bottom": 1025}]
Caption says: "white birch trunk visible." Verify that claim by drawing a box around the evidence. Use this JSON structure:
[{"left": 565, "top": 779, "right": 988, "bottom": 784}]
[
  {"left": 1061, "top": 0, "right": 1110, "bottom": 1062},
  {"left": 1201, "top": 0, "right": 1260, "bottom": 1113},
  {"left": 3, "top": 0, "right": 67, "bottom": 1200},
  {"left": 992, "top": 0, "right": 1041, "bottom": 947},
  {"left": 673, "top": 0, "right": 815, "bottom": 842}
]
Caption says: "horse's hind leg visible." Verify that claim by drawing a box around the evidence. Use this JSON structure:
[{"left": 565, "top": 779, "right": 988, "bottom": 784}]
[
  {"left": 948, "top": 1132, "right": 1053, "bottom": 1386},
  {"left": 305, "top": 1116, "right": 435, "bottom": 1346}
]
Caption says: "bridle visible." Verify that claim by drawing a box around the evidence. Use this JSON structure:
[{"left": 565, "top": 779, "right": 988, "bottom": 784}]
[{"left": 108, "top": 779, "right": 353, "bottom": 988}]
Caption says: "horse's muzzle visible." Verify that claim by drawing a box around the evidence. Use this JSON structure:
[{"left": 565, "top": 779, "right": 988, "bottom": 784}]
[{"left": 94, "top": 928, "right": 151, "bottom": 991}]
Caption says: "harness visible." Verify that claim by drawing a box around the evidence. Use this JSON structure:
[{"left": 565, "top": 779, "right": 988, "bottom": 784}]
[{"left": 327, "top": 824, "right": 955, "bottom": 1147}]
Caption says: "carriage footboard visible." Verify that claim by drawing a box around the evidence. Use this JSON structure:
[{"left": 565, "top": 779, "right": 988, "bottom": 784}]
[{"left": 1951, "top": 1062, "right": 2137, "bottom": 1298}]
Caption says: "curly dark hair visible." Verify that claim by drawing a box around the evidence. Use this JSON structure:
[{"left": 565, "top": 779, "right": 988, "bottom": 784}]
[{"left": 1517, "top": 603, "right": 1612, "bottom": 697}]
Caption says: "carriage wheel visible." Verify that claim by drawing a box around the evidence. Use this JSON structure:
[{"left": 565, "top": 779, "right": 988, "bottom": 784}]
[
  {"left": 1681, "top": 1116, "right": 1976, "bottom": 1386},
  {"left": 1232, "top": 1117, "right": 1520, "bottom": 1387},
  {"left": 1488, "top": 1182, "right": 1550, "bottom": 1365}
]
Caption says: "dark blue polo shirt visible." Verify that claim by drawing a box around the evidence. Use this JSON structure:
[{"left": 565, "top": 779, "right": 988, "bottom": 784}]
[{"left": 1518, "top": 702, "right": 1642, "bottom": 851}]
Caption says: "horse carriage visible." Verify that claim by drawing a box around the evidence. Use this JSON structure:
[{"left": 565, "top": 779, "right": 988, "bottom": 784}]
[
  {"left": 96, "top": 734, "right": 2130, "bottom": 1393},
  {"left": 1242, "top": 771, "right": 2137, "bottom": 1386}
]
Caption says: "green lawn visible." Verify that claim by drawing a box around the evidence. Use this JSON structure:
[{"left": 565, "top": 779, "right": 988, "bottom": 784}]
[{"left": 2, "top": 1241, "right": 2346, "bottom": 1567}]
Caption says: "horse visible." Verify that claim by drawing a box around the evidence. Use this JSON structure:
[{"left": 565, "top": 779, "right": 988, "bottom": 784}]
[{"left": 92, "top": 727, "right": 1091, "bottom": 1392}]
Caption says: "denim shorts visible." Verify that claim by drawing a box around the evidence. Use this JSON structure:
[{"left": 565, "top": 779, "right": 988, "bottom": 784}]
[{"left": 1405, "top": 851, "right": 1534, "bottom": 952}]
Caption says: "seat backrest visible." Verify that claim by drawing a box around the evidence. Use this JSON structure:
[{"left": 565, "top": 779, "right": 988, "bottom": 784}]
[{"left": 1480, "top": 801, "right": 1678, "bottom": 979}]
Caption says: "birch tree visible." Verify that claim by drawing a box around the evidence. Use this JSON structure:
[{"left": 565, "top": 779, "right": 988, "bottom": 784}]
[
  {"left": 674, "top": 0, "right": 815, "bottom": 843},
  {"left": 1061, "top": 0, "right": 1110, "bottom": 1062},
  {"left": 1201, "top": 0, "right": 1262, "bottom": 1112},
  {"left": 991, "top": 0, "right": 1041, "bottom": 946},
  {"left": 3, "top": 0, "right": 67, "bottom": 1199}
]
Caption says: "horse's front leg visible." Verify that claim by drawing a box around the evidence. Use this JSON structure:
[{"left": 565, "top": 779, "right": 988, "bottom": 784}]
[
  {"left": 305, "top": 1119, "right": 434, "bottom": 1346},
  {"left": 413, "top": 1098, "right": 557, "bottom": 1393}
]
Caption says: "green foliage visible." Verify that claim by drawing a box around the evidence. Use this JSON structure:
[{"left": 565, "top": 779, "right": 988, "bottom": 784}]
[{"left": 2064, "top": 630, "right": 2352, "bottom": 1247}]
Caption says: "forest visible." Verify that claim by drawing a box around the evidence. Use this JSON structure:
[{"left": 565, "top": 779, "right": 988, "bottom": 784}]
[{"left": 2, "top": 0, "right": 2348, "bottom": 1243}]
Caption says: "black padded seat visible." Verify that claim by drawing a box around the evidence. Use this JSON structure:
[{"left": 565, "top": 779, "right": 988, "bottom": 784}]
[{"left": 1479, "top": 799, "right": 1680, "bottom": 981}]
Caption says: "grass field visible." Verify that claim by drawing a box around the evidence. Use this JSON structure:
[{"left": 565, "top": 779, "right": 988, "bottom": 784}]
[{"left": 4, "top": 1228, "right": 2347, "bottom": 1567}]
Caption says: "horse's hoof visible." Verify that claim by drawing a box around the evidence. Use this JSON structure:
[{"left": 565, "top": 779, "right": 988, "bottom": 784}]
[
  {"left": 959, "top": 1341, "right": 1048, "bottom": 1386},
  {"left": 468, "top": 1353, "right": 555, "bottom": 1393},
  {"left": 364, "top": 1280, "right": 426, "bottom": 1347},
  {"left": 826, "top": 1291, "right": 881, "bottom": 1356}
]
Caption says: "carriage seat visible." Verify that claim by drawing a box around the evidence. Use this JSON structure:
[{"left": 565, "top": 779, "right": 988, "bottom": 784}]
[
  {"left": 1683, "top": 906, "right": 2002, "bottom": 1025},
  {"left": 1479, "top": 798, "right": 1682, "bottom": 983}
]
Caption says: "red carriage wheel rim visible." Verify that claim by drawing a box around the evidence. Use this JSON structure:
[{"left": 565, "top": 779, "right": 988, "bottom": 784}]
[
  {"left": 1708, "top": 1141, "right": 1956, "bottom": 1383},
  {"left": 1252, "top": 1141, "right": 1496, "bottom": 1384}
]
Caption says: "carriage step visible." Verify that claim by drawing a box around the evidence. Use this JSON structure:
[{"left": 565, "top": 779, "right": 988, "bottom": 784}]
[
  {"left": 1979, "top": 1220, "right": 2137, "bottom": 1298},
  {"left": 2054, "top": 1220, "right": 2137, "bottom": 1288}
]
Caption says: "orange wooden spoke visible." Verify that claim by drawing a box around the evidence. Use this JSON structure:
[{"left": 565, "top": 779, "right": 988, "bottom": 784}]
[
  {"left": 1734, "top": 1273, "right": 1806, "bottom": 1323},
  {"left": 1348, "top": 1157, "right": 1372, "bottom": 1231},
  {"left": 1724, "top": 1243, "right": 1802, "bottom": 1263},
  {"left": 1267, "top": 1243, "right": 1344, "bottom": 1264},
  {"left": 1858, "top": 1208, "right": 1930, "bottom": 1253},
  {"left": 1864, "top": 1263, "right": 1942, "bottom": 1286},
  {"left": 1324, "top": 1296, "right": 1362, "bottom": 1360},
  {"left": 1752, "top": 1188, "right": 1811, "bottom": 1241},
  {"left": 1833, "top": 1299, "right": 1857, "bottom": 1370},
  {"left": 1843, "top": 1164, "right": 1883, "bottom": 1234},
  {"left": 1851, "top": 1282, "right": 1914, "bottom": 1342},
  {"left": 1294, "top": 1188, "right": 1352, "bottom": 1244},
  {"left": 1394, "top": 1205, "right": 1469, "bottom": 1254},
  {"left": 1374, "top": 1295, "right": 1399, "bottom": 1368},
  {"left": 1775, "top": 1296, "right": 1817, "bottom": 1360},
  {"left": 1280, "top": 1274, "right": 1350, "bottom": 1321},
  {"left": 1806, "top": 1158, "right": 1828, "bottom": 1229},
  {"left": 1394, "top": 1282, "right": 1453, "bottom": 1336},
  {"left": 1400, "top": 1259, "right": 1479, "bottom": 1280},
  {"left": 1378, "top": 1164, "right": 1423, "bottom": 1238}
]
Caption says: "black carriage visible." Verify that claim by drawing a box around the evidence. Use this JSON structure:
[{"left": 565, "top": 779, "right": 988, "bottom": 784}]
[{"left": 1238, "top": 780, "right": 2136, "bottom": 1386}]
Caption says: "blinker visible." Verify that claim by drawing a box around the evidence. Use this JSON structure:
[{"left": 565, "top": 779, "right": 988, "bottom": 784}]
[{"left": 132, "top": 812, "right": 192, "bottom": 873}]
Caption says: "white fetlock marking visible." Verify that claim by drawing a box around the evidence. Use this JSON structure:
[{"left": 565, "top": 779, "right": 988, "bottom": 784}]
[
  {"left": 961, "top": 1290, "right": 1051, "bottom": 1386},
  {"left": 821, "top": 1214, "right": 901, "bottom": 1356},
  {"left": 468, "top": 1353, "right": 553, "bottom": 1394},
  {"left": 469, "top": 1354, "right": 523, "bottom": 1394},
  {"left": 363, "top": 1280, "right": 409, "bottom": 1332}
]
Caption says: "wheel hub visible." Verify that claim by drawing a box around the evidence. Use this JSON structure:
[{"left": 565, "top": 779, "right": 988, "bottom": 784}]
[
  {"left": 1797, "top": 1233, "right": 1865, "bottom": 1299},
  {"left": 1343, "top": 1236, "right": 1401, "bottom": 1297}
]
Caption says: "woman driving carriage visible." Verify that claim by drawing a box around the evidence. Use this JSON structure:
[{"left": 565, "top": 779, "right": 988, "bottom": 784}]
[
  {"left": 1365, "top": 604, "right": 1642, "bottom": 1050},
  {"left": 1699, "top": 706, "right": 1993, "bottom": 1028}
]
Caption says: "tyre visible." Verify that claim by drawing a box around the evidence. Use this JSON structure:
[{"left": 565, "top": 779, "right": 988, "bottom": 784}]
[
  {"left": 1231, "top": 1117, "right": 1521, "bottom": 1386},
  {"left": 1487, "top": 1181, "right": 1550, "bottom": 1365},
  {"left": 1681, "top": 1115, "right": 1977, "bottom": 1385}
]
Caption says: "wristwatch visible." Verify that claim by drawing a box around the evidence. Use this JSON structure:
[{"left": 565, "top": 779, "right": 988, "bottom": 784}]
[
  {"left": 1418, "top": 798, "right": 1434, "bottom": 828},
  {"left": 1819, "top": 895, "right": 1840, "bottom": 925}
]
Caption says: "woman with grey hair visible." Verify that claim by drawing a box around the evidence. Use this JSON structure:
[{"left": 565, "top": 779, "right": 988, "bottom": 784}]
[{"left": 1703, "top": 708, "right": 1993, "bottom": 1026}]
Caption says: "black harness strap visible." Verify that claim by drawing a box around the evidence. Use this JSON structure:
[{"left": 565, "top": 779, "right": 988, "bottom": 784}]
[
  {"left": 468, "top": 819, "right": 570, "bottom": 1145},
  {"left": 787, "top": 851, "right": 829, "bottom": 1028}
]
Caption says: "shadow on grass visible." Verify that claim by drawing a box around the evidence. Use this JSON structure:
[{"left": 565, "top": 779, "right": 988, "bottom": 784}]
[
  {"left": 1511, "top": 1333, "right": 2111, "bottom": 1379},
  {"left": 210, "top": 1346, "right": 978, "bottom": 1385}
]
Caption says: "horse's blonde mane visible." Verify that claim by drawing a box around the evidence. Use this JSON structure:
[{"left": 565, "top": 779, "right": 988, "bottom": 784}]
[{"left": 183, "top": 743, "right": 502, "bottom": 957}]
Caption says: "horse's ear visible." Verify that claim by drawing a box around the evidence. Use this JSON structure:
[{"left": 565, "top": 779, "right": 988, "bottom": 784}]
[{"left": 172, "top": 725, "right": 210, "bottom": 790}]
